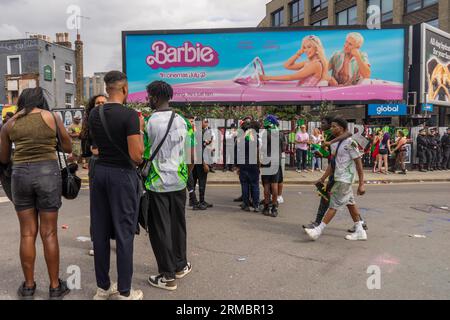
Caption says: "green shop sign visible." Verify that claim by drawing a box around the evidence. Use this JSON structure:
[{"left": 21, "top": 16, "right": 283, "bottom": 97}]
[{"left": 44, "top": 65, "right": 52, "bottom": 81}]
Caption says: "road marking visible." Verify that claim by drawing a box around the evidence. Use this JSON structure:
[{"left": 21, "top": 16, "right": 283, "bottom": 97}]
[{"left": 0, "top": 197, "right": 10, "bottom": 203}]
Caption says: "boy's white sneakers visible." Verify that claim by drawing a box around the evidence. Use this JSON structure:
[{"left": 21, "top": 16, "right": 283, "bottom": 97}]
[
  {"left": 345, "top": 229, "right": 368, "bottom": 241},
  {"left": 304, "top": 227, "right": 322, "bottom": 241}
]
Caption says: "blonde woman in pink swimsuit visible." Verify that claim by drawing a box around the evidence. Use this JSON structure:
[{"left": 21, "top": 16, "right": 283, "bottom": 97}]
[{"left": 259, "top": 35, "right": 329, "bottom": 87}]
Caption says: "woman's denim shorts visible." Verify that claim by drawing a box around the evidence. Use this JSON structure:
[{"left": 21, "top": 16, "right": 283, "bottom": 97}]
[{"left": 11, "top": 160, "right": 62, "bottom": 212}]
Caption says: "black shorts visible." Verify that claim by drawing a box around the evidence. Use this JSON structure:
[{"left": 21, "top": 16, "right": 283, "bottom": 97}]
[
  {"left": 11, "top": 160, "right": 62, "bottom": 212},
  {"left": 379, "top": 149, "right": 389, "bottom": 155},
  {"left": 261, "top": 166, "right": 283, "bottom": 184}
]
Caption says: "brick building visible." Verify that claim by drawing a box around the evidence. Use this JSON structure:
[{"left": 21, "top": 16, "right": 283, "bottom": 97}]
[{"left": 0, "top": 32, "right": 84, "bottom": 109}]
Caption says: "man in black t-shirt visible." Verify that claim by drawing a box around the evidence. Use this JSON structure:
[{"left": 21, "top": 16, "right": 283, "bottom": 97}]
[{"left": 88, "top": 71, "right": 144, "bottom": 300}]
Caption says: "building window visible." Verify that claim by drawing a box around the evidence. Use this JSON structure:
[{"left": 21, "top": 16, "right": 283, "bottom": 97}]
[
  {"left": 65, "top": 93, "right": 73, "bottom": 108},
  {"left": 313, "top": 18, "right": 329, "bottom": 26},
  {"left": 427, "top": 18, "right": 439, "bottom": 28},
  {"left": 7, "top": 55, "right": 22, "bottom": 75},
  {"left": 65, "top": 63, "right": 73, "bottom": 83},
  {"left": 290, "top": 0, "right": 305, "bottom": 23},
  {"left": 405, "top": 0, "right": 438, "bottom": 14},
  {"left": 311, "top": 0, "right": 328, "bottom": 13},
  {"left": 272, "top": 8, "right": 284, "bottom": 26},
  {"left": 89, "top": 81, "right": 93, "bottom": 98},
  {"left": 367, "top": 0, "right": 393, "bottom": 22},
  {"left": 337, "top": 6, "right": 358, "bottom": 25}
]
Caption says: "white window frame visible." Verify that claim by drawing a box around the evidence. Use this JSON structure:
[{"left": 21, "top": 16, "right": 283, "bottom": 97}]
[
  {"left": 65, "top": 63, "right": 74, "bottom": 84},
  {"left": 7, "top": 55, "right": 22, "bottom": 75},
  {"left": 65, "top": 93, "right": 74, "bottom": 108}
]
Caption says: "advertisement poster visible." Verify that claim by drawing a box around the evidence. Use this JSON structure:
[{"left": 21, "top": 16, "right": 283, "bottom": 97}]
[
  {"left": 1, "top": 105, "right": 17, "bottom": 120},
  {"left": 53, "top": 108, "right": 84, "bottom": 128},
  {"left": 422, "top": 24, "right": 450, "bottom": 106},
  {"left": 123, "top": 27, "right": 407, "bottom": 104}
]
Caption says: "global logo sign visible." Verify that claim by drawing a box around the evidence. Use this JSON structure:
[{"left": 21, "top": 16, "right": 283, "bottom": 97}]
[{"left": 368, "top": 104, "right": 407, "bottom": 116}]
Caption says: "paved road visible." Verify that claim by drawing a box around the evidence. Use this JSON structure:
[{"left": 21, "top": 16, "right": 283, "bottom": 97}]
[{"left": 1, "top": 183, "right": 449, "bottom": 300}]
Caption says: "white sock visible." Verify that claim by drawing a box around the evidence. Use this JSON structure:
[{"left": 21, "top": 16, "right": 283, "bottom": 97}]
[
  {"left": 317, "top": 222, "right": 327, "bottom": 232},
  {"left": 355, "top": 221, "right": 364, "bottom": 232}
]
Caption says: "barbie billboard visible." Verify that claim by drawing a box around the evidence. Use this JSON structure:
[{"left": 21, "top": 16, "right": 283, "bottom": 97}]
[{"left": 123, "top": 26, "right": 407, "bottom": 104}]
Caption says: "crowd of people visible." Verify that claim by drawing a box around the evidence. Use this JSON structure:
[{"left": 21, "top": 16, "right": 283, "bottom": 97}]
[
  {"left": 1, "top": 68, "right": 449, "bottom": 300},
  {"left": 416, "top": 127, "right": 450, "bottom": 172}
]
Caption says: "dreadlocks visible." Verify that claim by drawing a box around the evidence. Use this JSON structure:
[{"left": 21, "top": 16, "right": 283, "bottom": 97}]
[{"left": 146, "top": 80, "right": 173, "bottom": 102}]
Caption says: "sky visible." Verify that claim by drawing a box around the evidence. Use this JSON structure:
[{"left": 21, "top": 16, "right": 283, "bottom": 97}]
[{"left": 0, "top": 0, "right": 267, "bottom": 76}]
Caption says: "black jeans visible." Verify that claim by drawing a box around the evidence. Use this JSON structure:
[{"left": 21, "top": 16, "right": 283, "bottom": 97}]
[
  {"left": 296, "top": 149, "right": 308, "bottom": 170},
  {"left": 90, "top": 164, "right": 140, "bottom": 294},
  {"left": 192, "top": 164, "right": 208, "bottom": 203},
  {"left": 148, "top": 189, "right": 187, "bottom": 279},
  {"left": 186, "top": 172, "right": 197, "bottom": 203},
  {"left": 239, "top": 166, "right": 260, "bottom": 208}
]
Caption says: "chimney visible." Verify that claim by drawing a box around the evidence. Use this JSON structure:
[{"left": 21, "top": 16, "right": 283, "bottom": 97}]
[
  {"left": 75, "top": 34, "right": 84, "bottom": 108},
  {"left": 54, "top": 32, "right": 72, "bottom": 49}
]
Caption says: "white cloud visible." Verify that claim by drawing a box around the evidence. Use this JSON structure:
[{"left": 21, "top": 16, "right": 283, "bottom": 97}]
[{"left": 0, "top": 0, "right": 267, "bottom": 75}]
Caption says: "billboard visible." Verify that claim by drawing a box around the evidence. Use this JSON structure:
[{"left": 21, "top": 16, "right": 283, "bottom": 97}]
[
  {"left": 421, "top": 24, "right": 450, "bottom": 107},
  {"left": 1, "top": 105, "right": 17, "bottom": 120},
  {"left": 53, "top": 108, "right": 84, "bottom": 128},
  {"left": 123, "top": 26, "right": 407, "bottom": 105}
]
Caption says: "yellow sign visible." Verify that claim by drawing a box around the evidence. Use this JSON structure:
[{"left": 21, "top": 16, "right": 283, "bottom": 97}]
[{"left": 1, "top": 105, "right": 17, "bottom": 120}]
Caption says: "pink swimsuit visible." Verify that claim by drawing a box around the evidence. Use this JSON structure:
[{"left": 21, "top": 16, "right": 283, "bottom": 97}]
[{"left": 298, "top": 75, "right": 321, "bottom": 87}]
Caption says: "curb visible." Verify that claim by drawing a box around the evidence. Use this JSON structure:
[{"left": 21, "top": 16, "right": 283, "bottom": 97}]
[{"left": 80, "top": 177, "right": 450, "bottom": 185}]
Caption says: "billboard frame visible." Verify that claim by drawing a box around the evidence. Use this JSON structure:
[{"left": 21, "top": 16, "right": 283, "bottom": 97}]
[
  {"left": 420, "top": 23, "right": 450, "bottom": 107},
  {"left": 122, "top": 25, "right": 409, "bottom": 106}
]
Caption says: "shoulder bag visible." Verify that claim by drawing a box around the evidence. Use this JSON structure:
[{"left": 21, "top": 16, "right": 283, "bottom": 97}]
[{"left": 52, "top": 113, "right": 82, "bottom": 200}]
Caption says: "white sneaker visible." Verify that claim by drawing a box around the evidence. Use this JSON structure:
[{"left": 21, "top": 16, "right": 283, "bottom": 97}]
[
  {"left": 304, "top": 227, "right": 322, "bottom": 241},
  {"left": 345, "top": 229, "right": 368, "bottom": 241},
  {"left": 88, "top": 249, "right": 94, "bottom": 256},
  {"left": 111, "top": 289, "right": 144, "bottom": 300},
  {"left": 176, "top": 262, "right": 192, "bottom": 279},
  {"left": 296, "top": 169, "right": 302, "bottom": 173},
  {"left": 148, "top": 274, "right": 177, "bottom": 291},
  {"left": 277, "top": 196, "right": 284, "bottom": 204},
  {"left": 93, "top": 283, "right": 118, "bottom": 300}
]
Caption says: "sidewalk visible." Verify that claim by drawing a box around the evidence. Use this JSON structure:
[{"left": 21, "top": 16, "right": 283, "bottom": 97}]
[{"left": 78, "top": 167, "right": 450, "bottom": 185}]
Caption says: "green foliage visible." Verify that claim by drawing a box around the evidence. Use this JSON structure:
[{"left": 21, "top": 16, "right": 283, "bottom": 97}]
[
  {"left": 127, "top": 101, "right": 334, "bottom": 122},
  {"left": 264, "top": 106, "right": 298, "bottom": 120}
]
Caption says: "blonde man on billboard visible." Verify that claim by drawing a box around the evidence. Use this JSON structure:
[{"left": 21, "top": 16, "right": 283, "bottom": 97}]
[{"left": 328, "top": 32, "right": 371, "bottom": 86}]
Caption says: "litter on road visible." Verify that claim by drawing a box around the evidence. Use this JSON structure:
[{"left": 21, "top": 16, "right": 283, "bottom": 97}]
[{"left": 76, "top": 236, "right": 91, "bottom": 242}]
